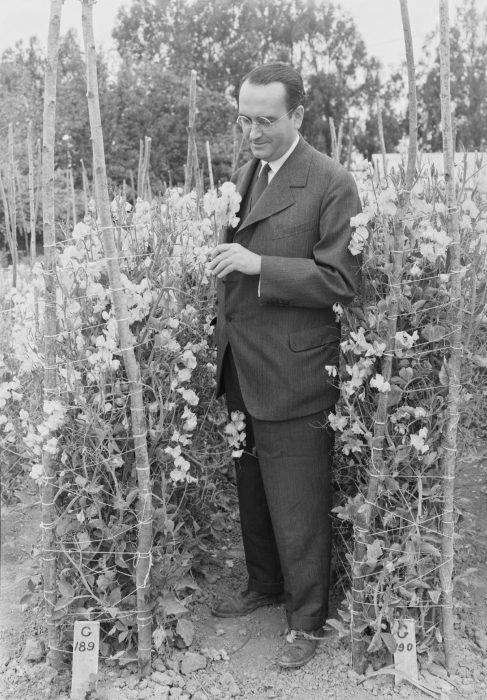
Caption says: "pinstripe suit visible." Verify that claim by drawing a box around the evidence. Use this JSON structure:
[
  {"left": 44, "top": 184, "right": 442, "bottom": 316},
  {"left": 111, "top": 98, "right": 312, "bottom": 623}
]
[{"left": 215, "top": 135, "right": 361, "bottom": 631}]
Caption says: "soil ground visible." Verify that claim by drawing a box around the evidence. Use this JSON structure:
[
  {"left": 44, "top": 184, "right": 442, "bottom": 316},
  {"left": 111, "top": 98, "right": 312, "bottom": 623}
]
[{"left": 1, "top": 448, "right": 487, "bottom": 700}]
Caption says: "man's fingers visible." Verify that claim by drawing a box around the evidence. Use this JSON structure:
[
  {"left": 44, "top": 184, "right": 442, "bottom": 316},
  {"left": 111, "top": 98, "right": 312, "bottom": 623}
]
[
  {"left": 208, "top": 250, "right": 233, "bottom": 272},
  {"left": 212, "top": 259, "right": 234, "bottom": 278}
]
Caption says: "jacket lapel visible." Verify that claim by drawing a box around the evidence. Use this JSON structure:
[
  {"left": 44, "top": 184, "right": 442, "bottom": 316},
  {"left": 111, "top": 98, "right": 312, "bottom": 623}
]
[{"left": 236, "top": 137, "right": 312, "bottom": 235}]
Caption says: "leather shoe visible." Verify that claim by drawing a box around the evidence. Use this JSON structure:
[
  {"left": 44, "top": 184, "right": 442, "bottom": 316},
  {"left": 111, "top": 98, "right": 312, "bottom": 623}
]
[
  {"left": 278, "top": 628, "right": 332, "bottom": 669},
  {"left": 211, "top": 589, "right": 284, "bottom": 618}
]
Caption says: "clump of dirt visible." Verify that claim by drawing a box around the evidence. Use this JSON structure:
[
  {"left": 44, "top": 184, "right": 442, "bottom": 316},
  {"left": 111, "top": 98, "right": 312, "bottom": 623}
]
[{"left": 2, "top": 451, "right": 487, "bottom": 700}]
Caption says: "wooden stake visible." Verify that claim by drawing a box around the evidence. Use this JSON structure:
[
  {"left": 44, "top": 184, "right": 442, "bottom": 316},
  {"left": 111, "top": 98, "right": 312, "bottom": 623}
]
[
  {"left": 376, "top": 96, "right": 388, "bottom": 181},
  {"left": 41, "top": 0, "right": 63, "bottom": 668},
  {"left": 81, "top": 0, "right": 153, "bottom": 677},
  {"left": 351, "top": 0, "right": 418, "bottom": 673},
  {"left": 80, "top": 159, "right": 89, "bottom": 215},
  {"left": 329, "top": 117, "right": 338, "bottom": 161},
  {"left": 184, "top": 70, "right": 197, "bottom": 194},
  {"left": 27, "top": 121, "right": 37, "bottom": 265},
  {"left": 438, "top": 0, "right": 461, "bottom": 672},
  {"left": 69, "top": 167, "right": 76, "bottom": 226},
  {"left": 7, "top": 124, "right": 18, "bottom": 286},
  {"left": 206, "top": 140, "right": 214, "bottom": 190},
  {"left": 137, "top": 138, "right": 144, "bottom": 200},
  {"left": 346, "top": 118, "right": 354, "bottom": 171}
]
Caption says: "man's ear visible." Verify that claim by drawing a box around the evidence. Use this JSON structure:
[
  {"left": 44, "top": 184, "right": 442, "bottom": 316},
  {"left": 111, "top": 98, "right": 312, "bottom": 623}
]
[{"left": 293, "top": 105, "right": 304, "bottom": 129}]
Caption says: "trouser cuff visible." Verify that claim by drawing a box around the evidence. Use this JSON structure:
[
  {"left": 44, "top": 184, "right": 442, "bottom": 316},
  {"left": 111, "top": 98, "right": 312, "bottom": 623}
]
[
  {"left": 286, "top": 611, "right": 327, "bottom": 633},
  {"left": 248, "top": 576, "right": 284, "bottom": 595}
]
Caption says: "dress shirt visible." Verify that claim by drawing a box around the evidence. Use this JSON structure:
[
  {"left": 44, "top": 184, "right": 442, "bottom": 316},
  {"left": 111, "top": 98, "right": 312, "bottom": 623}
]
[{"left": 258, "top": 135, "right": 300, "bottom": 183}]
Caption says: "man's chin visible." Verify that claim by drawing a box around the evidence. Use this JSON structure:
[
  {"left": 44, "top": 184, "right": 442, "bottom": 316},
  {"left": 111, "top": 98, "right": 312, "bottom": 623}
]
[{"left": 250, "top": 143, "right": 269, "bottom": 158}]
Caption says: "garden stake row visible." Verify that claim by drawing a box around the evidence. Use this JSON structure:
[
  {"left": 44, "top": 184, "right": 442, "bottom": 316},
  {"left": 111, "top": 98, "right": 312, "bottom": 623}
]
[
  {"left": 81, "top": 0, "right": 153, "bottom": 677},
  {"left": 438, "top": 0, "right": 462, "bottom": 673},
  {"left": 41, "top": 0, "right": 63, "bottom": 668},
  {"left": 350, "top": 0, "right": 418, "bottom": 674}
]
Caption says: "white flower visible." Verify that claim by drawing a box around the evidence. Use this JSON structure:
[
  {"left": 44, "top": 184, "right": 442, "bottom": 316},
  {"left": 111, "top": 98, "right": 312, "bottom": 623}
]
[
  {"left": 181, "top": 349, "right": 197, "bottom": 369},
  {"left": 350, "top": 212, "right": 372, "bottom": 228},
  {"left": 30, "top": 463, "right": 44, "bottom": 480},
  {"left": 182, "top": 407, "right": 197, "bottom": 431},
  {"left": 177, "top": 367, "right": 192, "bottom": 383},
  {"left": 328, "top": 412, "right": 347, "bottom": 432},
  {"left": 230, "top": 410, "right": 246, "bottom": 432},
  {"left": 348, "top": 225, "right": 369, "bottom": 256},
  {"left": 378, "top": 187, "right": 397, "bottom": 216},
  {"left": 410, "top": 427, "right": 429, "bottom": 453},
  {"left": 325, "top": 365, "right": 338, "bottom": 377},
  {"left": 395, "top": 330, "right": 419, "bottom": 350},
  {"left": 370, "top": 374, "right": 391, "bottom": 392},
  {"left": 333, "top": 303, "right": 344, "bottom": 318},
  {"left": 417, "top": 225, "right": 451, "bottom": 263},
  {"left": 178, "top": 388, "right": 199, "bottom": 406}
]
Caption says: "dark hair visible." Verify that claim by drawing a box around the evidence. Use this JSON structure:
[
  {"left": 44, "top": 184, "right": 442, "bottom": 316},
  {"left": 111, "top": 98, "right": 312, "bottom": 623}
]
[{"left": 240, "top": 62, "right": 306, "bottom": 111}]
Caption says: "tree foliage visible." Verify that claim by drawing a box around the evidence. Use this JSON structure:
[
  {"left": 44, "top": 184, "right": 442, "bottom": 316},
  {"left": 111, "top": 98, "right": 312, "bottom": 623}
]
[{"left": 418, "top": 0, "right": 487, "bottom": 151}]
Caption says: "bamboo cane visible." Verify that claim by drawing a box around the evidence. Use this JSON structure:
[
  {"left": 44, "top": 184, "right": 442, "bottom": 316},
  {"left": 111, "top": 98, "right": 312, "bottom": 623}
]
[
  {"left": 337, "top": 121, "right": 344, "bottom": 162},
  {"left": 69, "top": 167, "right": 76, "bottom": 226},
  {"left": 80, "top": 159, "right": 89, "bottom": 215},
  {"left": 7, "top": 124, "right": 18, "bottom": 286},
  {"left": 346, "top": 118, "right": 354, "bottom": 171},
  {"left": 376, "top": 97, "right": 388, "bottom": 182},
  {"left": 15, "top": 166, "right": 29, "bottom": 256},
  {"left": 41, "top": 0, "right": 63, "bottom": 668},
  {"left": 35, "top": 138, "right": 42, "bottom": 221},
  {"left": 438, "top": 0, "right": 462, "bottom": 672},
  {"left": 65, "top": 168, "right": 70, "bottom": 230},
  {"left": 137, "top": 138, "right": 144, "bottom": 200},
  {"left": 206, "top": 140, "right": 215, "bottom": 190},
  {"left": 27, "top": 121, "right": 37, "bottom": 265},
  {"left": 184, "top": 70, "right": 197, "bottom": 194},
  {"left": 329, "top": 117, "right": 338, "bottom": 161},
  {"left": 27, "top": 121, "right": 39, "bottom": 329},
  {"left": 80, "top": 0, "right": 153, "bottom": 677},
  {"left": 350, "top": 0, "right": 418, "bottom": 672},
  {"left": 0, "top": 170, "right": 14, "bottom": 276}
]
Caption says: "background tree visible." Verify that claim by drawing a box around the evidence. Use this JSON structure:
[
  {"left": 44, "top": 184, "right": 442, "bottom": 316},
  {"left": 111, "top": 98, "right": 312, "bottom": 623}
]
[{"left": 418, "top": 0, "right": 487, "bottom": 151}]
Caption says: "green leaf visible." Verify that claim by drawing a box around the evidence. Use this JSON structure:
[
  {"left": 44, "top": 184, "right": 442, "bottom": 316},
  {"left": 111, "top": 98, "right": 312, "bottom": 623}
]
[
  {"left": 366, "top": 539, "right": 383, "bottom": 567},
  {"left": 108, "top": 586, "right": 122, "bottom": 605},
  {"left": 381, "top": 632, "right": 397, "bottom": 654},
  {"left": 58, "top": 579, "right": 75, "bottom": 598},
  {"left": 428, "top": 588, "right": 441, "bottom": 604},
  {"left": 421, "top": 324, "right": 446, "bottom": 343},
  {"left": 76, "top": 531, "right": 91, "bottom": 550}
]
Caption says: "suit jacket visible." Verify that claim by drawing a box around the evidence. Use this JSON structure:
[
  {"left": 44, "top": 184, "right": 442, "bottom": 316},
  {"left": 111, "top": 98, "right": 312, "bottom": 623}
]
[{"left": 215, "top": 136, "right": 361, "bottom": 422}]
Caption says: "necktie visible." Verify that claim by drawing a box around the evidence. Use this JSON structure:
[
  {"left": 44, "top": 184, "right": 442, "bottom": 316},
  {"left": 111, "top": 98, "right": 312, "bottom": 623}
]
[{"left": 250, "top": 163, "right": 271, "bottom": 210}]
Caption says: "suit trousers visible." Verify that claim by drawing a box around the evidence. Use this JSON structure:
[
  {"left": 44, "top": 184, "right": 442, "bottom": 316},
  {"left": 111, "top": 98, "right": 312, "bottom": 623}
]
[{"left": 222, "top": 346, "right": 335, "bottom": 631}]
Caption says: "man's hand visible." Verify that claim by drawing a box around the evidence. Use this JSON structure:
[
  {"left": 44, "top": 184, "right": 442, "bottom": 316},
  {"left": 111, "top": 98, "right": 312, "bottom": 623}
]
[{"left": 208, "top": 243, "right": 261, "bottom": 279}]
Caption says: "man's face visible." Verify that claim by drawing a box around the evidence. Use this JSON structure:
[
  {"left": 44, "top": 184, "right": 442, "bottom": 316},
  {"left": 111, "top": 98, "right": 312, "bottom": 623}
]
[{"left": 238, "top": 80, "right": 303, "bottom": 162}]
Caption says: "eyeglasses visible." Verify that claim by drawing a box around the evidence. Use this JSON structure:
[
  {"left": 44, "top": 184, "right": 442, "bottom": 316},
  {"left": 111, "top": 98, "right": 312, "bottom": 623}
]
[{"left": 236, "top": 108, "right": 295, "bottom": 133}]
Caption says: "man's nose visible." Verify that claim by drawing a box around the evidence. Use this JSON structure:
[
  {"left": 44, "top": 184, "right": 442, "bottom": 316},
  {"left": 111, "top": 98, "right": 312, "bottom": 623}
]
[{"left": 249, "top": 121, "right": 263, "bottom": 137}]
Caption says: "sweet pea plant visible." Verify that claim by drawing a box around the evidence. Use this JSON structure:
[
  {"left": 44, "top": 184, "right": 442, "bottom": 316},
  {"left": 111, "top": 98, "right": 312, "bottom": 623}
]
[
  {"left": 0, "top": 182, "right": 246, "bottom": 658},
  {"left": 329, "top": 156, "right": 487, "bottom": 668},
  {"left": 1, "top": 157, "right": 485, "bottom": 667}
]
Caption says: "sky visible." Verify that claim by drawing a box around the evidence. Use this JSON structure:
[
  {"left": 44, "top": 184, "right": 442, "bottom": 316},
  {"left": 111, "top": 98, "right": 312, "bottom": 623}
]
[{"left": 0, "top": 0, "right": 486, "bottom": 70}]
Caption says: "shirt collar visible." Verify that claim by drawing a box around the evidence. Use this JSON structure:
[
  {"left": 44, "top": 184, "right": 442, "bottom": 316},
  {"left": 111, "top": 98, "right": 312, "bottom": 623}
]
[{"left": 260, "top": 135, "right": 300, "bottom": 176}]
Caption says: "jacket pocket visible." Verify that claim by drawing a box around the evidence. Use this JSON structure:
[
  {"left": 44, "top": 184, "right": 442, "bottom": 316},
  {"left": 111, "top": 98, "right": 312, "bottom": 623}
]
[
  {"left": 269, "top": 221, "right": 315, "bottom": 240},
  {"left": 289, "top": 326, "right": 339, "bottom": 352}
]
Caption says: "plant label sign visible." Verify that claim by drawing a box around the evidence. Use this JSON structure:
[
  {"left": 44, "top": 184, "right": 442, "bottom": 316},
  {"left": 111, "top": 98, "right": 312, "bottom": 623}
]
[
  {"left": 393, "top": 618, "right": 418, "bottom": 684},
  {"left": 71, "top": 621, "right": 100, "bottom": 700}
]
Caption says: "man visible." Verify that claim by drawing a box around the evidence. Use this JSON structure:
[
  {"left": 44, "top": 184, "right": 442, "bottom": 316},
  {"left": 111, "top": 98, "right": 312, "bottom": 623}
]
[{"left": 208, "top": 63, "right": 361, "bottom": 669}]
